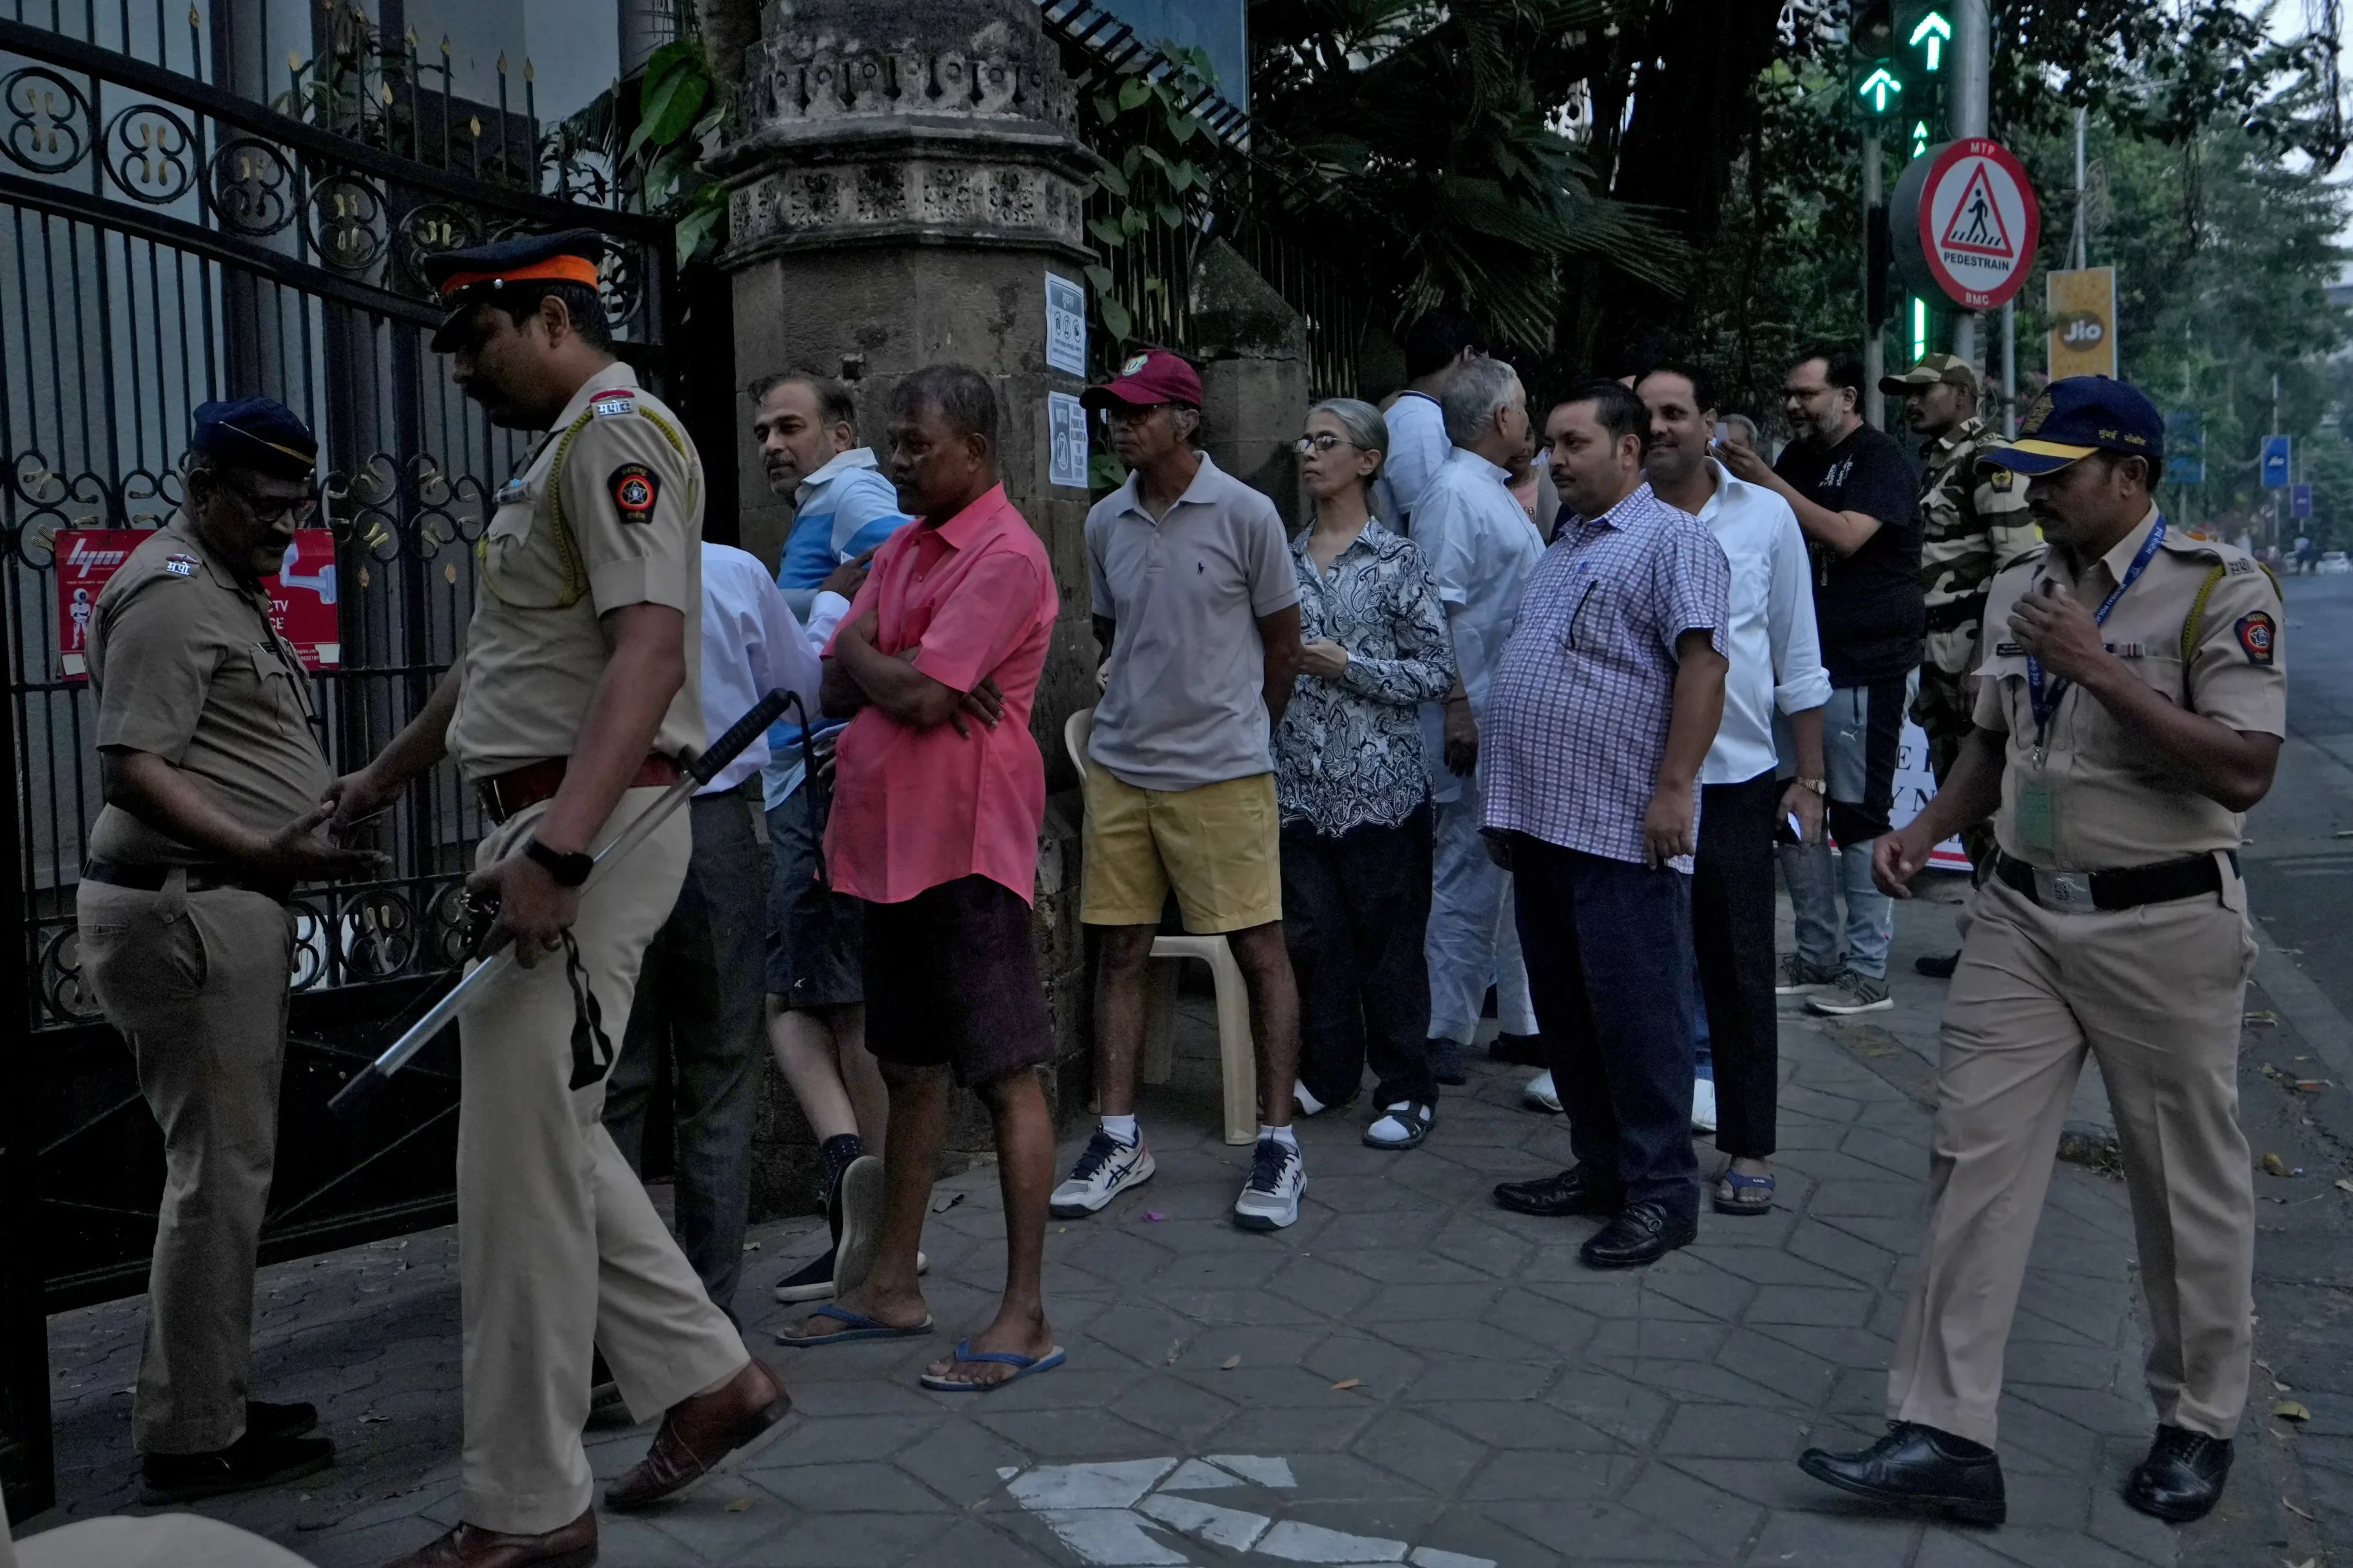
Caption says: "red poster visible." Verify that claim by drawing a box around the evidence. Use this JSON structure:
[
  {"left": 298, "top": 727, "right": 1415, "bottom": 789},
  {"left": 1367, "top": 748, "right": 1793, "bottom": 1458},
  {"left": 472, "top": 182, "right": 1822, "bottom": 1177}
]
[{"left": 58, "top": 528, "right": 340, "bottom": 680}]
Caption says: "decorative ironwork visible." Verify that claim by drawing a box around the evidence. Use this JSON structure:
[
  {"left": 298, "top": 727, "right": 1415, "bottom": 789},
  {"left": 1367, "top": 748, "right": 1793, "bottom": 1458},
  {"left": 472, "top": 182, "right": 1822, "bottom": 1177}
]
[
  {"left": 206, "top": 135, "right": 296, "bottom": 235},
  {"left": 103, "top": 102, "right": 196, "bottom": 205},
  {"left": 2, "top": 68, "right": 89, "bottom": 175},
  {"left": 306, "top": 174, "right": 390, "bottom": 273},
  {"left": 37, "top": 929, "right": 99, "bottom": 1023}
]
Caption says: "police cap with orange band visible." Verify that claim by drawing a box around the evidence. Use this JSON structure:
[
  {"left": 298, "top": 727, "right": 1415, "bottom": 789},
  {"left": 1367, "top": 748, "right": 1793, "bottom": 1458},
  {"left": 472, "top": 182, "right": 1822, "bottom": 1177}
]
[{"left": 421, "top": 228, "right": 608, "bottom": 352}]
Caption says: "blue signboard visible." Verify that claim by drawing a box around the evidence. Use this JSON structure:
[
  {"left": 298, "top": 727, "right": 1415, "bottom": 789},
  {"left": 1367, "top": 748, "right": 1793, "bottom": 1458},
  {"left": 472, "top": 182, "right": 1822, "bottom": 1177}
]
[
  {"left": 2262, "top": 435, "right": 2292, "bottom": 489},
  {"left": 2294, "top": 482, "right": 2314, "bottom": 519}
]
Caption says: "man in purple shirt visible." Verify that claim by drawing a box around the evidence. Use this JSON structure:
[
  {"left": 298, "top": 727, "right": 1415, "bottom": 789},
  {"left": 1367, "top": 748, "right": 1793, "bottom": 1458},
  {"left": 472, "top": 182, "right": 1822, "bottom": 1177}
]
[{"left": 1485, "top": 379, "right": 1732, "bottom": 1269}]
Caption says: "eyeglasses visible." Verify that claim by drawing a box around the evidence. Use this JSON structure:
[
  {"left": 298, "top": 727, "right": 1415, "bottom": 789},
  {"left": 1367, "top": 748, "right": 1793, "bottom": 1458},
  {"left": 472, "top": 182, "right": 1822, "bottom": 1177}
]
[
  {"left": 221, "top": 479, "right": 318, "bottom": 526},
  {"left": 1293, "top": 433, "right": 1362, "bottom": 456}
]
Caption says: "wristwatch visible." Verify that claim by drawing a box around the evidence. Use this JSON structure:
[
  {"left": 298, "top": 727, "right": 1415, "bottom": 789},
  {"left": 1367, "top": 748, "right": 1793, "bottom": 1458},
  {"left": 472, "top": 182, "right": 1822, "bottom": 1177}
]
[
  {"left": 1792, "top": 776, "right": 1828, "bottom": 797},
  {"left": 524, "top": 836, "right": 594, "bottom": 888}
]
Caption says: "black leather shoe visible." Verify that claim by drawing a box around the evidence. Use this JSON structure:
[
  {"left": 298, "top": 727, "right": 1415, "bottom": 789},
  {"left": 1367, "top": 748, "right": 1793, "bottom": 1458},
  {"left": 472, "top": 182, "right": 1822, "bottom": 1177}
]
[
  {"left": 1579, "top": 1200, "right": 1698, "bottom": 1268},
  {"left": 1430, "top": 1040, "right": 1468, "bottom": 1086},
  {"left": 141, "top": 1430, "right": 335, "bottom": 1503},
  {"left": 2124, "top": 1423, "right": 2232, "bottom": 1522},
  {"left": 1494, "top": 1166, "right": 1624, "bottom": 1218},
  {"left": 246, "top": 1399, "right": 318, "bottom": 1440},
  {"left": 1488, "top": 1032, "right": 1547, "bottom": 1066},
  {"left": 1798, "top": 1422, "right": 2005, "bottom": 1525},
  {"left": 1914, "top": 950, "right": 1960, "bottom": 979}
]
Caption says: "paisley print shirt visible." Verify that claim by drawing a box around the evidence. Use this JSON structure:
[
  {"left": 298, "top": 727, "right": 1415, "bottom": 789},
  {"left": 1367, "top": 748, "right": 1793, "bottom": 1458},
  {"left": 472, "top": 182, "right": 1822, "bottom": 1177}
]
[{"left": 1275, "top": 518, "right": 1455, "bottom": 836}]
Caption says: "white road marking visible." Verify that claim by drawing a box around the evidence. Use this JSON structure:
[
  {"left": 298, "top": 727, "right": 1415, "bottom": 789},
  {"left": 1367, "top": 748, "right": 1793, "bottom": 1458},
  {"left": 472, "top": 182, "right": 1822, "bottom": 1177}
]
[{"left": 999, "top": 1456, "right": 1493, "bottom": 1567}]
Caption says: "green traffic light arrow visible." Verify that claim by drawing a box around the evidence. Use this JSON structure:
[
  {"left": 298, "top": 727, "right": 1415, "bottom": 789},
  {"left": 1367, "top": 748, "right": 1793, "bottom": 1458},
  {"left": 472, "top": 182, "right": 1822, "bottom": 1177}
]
[
  {"left": 1857, "top": 66, "right": 1902, "bottom": 114},
  {"left": 1909, "top": 11, "right": 1950, "bottom": 71}
]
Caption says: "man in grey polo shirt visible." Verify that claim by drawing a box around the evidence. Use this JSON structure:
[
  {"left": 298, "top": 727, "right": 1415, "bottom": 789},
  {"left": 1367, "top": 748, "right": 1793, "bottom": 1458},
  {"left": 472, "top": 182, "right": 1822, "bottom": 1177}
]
[{"left": 1054, "top": 348, "right": 1312, "bottom": 1232}]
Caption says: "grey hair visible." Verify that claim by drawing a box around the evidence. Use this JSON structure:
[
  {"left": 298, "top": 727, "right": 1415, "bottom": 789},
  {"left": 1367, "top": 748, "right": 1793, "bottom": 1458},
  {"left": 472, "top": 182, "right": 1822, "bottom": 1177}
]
[
  {"left": 1309, "top": 398, "right": 1389, "bottom": 478},
  {"left": 889, "top": 363, "right": 998, "bottom": 455},
  {"left": 1440, "top": 356, "right": 1521, "bottom": 446}
]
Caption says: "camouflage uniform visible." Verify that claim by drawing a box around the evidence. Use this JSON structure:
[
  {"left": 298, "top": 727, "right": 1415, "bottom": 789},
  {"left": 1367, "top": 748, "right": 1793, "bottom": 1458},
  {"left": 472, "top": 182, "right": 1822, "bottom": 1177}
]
[{"left": 1912, "top": 415, "right": 2040, "bottom": 877}]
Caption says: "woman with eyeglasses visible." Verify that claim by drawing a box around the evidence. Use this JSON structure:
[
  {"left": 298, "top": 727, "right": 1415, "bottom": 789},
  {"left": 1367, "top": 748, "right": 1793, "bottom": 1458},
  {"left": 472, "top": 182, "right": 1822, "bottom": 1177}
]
[{"left": 1276, "top": 399, "right": 1456, "bottom": 1150}]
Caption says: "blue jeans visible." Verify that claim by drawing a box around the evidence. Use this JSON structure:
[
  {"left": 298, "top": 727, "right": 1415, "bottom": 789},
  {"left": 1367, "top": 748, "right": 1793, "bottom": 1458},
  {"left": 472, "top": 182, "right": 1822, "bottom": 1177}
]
[
  {"left": 1780, "top": 677, "right": 1914, "bottom": 981},
  {"left": 1511, "top": 838, "right": 1700, "bottom": 1219}
]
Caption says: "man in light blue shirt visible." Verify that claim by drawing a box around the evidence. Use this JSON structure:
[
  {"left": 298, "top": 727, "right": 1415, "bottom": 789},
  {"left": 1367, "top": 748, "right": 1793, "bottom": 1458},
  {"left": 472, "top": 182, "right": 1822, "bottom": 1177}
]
[
  {"left": 748, "top": 373, "right": 912, "bottom": 1302},
  {"left": 1409, "top": 356, "right": 1545, "bottom": 1085},
  {"left": 1371, "top": 311, "right": 1486, "bottom": 532},
  {"left": 607, "top": 542, "right": 822, "bottom": 1314}
]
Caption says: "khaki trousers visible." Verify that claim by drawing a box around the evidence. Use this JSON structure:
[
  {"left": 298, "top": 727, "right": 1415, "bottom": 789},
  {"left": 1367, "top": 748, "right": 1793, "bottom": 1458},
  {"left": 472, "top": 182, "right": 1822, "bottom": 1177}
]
[
  {"left": 1888, "top": 866, "right": 2258, "bottom": 1447},
  {"left": 457, "top": 787, "right": 748, "bottom": 1535},
  {"left": 77, "top": 875, "right": 292, "bottom": 1456}
]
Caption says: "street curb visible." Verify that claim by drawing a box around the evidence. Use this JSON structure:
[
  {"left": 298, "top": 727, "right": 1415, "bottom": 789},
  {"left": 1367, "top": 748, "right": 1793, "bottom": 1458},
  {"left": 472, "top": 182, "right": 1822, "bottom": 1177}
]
[{"left": 2254, "top": 934, "right": 2353, "bottom": 1092}]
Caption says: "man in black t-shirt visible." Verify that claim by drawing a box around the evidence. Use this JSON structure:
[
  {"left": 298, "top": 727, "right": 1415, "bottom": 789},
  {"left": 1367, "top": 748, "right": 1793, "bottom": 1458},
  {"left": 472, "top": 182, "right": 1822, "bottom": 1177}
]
[{"left": 1719, "top": 346, "right": 1922, "bottom": 1017}]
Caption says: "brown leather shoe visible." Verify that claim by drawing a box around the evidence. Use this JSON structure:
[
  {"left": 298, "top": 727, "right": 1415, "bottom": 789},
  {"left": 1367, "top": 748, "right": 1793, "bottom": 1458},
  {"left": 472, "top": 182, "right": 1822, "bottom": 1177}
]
[
  {"left": 604, "top": 1359, "right": 792, "bottom": 1511},
  {"left": 378, "top": 1509, "right": 595, "bottom": 1567}
]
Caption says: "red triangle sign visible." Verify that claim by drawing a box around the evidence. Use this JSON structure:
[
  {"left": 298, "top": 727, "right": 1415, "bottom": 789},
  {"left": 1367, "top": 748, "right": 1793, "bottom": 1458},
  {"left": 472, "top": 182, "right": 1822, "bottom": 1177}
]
[{"left": 1939, "top": 162, "right": 2015, "bottom": 258}]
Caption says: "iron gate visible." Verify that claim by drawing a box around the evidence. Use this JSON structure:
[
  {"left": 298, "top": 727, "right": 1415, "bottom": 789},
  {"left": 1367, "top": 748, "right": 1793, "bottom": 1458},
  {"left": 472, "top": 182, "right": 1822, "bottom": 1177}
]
[{"left": 0, "top": 6, "right": 712, "bottom": 1517}]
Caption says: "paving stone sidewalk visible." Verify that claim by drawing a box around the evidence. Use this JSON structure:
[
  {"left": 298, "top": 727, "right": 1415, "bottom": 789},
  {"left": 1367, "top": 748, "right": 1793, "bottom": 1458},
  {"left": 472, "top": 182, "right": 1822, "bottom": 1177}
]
[{"left": 24, "top": 895, "right": 2206, "bottom": 1567}]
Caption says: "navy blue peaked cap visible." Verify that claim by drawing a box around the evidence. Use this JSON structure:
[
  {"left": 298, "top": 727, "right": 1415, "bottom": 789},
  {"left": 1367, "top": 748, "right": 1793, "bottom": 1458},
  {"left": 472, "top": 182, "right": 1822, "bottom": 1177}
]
[{"left": 190, "top": 398, "right": 316, "bottom": 480}]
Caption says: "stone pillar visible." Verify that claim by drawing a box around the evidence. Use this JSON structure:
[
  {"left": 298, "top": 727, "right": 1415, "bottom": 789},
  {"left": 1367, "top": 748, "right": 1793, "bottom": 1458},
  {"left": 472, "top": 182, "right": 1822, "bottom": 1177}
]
[
  {"left": 1187, "top": 239, "right": 1311, "bottom": 527},
  {"left": 711, "top": 0, "right": 1098, "bottom": 1216}
]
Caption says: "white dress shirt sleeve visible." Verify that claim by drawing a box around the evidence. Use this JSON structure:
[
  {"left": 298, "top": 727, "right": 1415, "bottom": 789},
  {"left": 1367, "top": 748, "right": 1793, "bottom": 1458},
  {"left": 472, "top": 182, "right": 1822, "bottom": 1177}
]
[
  {"left": 803, "top": 589, "right": 852, "bottom": 653},
  {"left": 1767, "top": 503, "right": 1833, "bottom": 715},
  {"left": 750, "top": 571, "right": 825, "bottom": 723}
]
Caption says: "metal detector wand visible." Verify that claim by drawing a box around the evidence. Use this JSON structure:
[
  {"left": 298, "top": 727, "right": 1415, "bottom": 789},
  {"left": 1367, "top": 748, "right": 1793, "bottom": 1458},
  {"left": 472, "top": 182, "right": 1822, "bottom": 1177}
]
[{"left": 329, "top": 686, "right": 801, "bottom": 1121}]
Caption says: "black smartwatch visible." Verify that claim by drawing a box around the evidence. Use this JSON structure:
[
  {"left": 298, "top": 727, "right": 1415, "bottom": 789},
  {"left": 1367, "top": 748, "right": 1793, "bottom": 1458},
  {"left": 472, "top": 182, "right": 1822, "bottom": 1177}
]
[{"left": 524, "top": 836, "right": 594, "bottom": 888}]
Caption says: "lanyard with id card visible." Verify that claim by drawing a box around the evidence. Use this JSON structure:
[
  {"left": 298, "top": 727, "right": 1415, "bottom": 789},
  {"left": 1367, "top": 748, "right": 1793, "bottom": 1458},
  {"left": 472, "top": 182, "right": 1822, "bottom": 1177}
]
[{"left": 2015, "top": 516, "right": 2167, "bottom": 856}]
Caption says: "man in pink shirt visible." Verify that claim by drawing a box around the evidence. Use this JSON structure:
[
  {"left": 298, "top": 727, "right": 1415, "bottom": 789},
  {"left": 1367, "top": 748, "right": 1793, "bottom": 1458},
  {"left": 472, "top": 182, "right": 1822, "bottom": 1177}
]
[{"left": 776, "top": 365, "right": 1065, "bottom": 1391}]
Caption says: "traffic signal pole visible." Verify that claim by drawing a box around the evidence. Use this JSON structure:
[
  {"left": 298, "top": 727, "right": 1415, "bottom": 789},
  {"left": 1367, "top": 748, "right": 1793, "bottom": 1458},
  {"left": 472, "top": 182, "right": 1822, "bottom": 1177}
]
[
  {"left": 1949, "top": 0, "right": 1989, "bottom": 365},
  {"left": 1864, "top": 125, "right": 1884, "bottom": 430}
]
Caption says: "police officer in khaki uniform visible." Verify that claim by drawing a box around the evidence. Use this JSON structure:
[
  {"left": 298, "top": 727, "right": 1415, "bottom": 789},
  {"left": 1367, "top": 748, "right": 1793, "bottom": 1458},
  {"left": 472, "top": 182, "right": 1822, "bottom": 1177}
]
[
  {"left": 1801, "top": 378, "right": 2284, "bottom": 1527},
  {"left": 330, "top": 233, "right": 788, "bottom": 1568},
  {"left": 1879, "top": 353, "right": 2041, "bottom": 979},
  {"left": 79, "top": 399, "right": 373, "bottom": 1502}
]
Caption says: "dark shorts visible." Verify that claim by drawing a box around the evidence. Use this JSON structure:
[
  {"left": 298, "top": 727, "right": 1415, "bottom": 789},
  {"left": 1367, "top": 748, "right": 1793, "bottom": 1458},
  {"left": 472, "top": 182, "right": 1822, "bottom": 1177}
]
[
  {"left": 765, "top": 775, "right": 865, "bottom": 1008},
  {"left": 862, "top": 875, "right": 1051, "bottom": 1087}
]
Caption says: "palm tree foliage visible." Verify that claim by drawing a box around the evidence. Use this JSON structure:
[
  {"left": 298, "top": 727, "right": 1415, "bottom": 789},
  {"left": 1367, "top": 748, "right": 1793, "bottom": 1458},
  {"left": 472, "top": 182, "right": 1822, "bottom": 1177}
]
[{"left": 1245, "top": 0, "right": 1704, "bottom": 355}]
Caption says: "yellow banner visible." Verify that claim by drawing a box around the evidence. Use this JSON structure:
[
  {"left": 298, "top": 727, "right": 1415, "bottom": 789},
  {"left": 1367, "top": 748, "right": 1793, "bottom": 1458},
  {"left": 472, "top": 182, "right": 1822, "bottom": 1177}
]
[{"left": 2047, "top": 267, "right": 2118, "bottom": 379}]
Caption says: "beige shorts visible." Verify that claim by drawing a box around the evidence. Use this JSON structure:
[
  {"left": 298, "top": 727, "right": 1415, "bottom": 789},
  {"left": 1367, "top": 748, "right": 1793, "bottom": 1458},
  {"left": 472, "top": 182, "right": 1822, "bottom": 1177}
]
[{"left": 1080, "top": 768, "right": 1281, "bottom": 933}]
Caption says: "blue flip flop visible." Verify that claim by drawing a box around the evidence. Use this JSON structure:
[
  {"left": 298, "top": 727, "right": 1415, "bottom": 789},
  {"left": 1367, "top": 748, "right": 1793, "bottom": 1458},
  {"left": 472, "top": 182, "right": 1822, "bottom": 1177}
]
[
  {"left": 775, "top": 1303, "right": 934, "bottom": 1348},
  {"left": 1713, "top": 1168, "right": 1775, "bottom": 1217},
  {"left": 918, "top": 1340, "right": 1066, "bottom": 1392}
]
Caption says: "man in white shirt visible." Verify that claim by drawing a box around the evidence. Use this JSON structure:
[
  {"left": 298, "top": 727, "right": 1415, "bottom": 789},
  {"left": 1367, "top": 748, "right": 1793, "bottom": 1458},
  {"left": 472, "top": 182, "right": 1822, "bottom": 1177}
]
[
  {"left": 606, "top": 542, "right": 823, "bottom": 1314},
  {"left": 1373, "top": 311, "right": 1487, "bottom": 532},
  {"left": 1632, "top": 365, "right": 1831, "bottom": 1217},
  {"left": 1409, "top": 356, "right": 1547, "bottom": 1085}
]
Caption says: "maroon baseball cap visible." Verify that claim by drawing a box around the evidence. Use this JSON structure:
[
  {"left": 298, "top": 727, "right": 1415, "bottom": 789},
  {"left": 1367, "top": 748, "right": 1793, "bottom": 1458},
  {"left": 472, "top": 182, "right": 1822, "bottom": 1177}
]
[{"left": 1082, "top": 347, "right": 1202, "bottom": 411}]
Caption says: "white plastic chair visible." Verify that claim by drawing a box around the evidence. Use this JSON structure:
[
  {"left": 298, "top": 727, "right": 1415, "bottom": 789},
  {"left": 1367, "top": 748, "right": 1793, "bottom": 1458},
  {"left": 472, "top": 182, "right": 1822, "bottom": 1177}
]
[{"left": 1065, "top": 708, "right": 1258, "bottom": 1146}]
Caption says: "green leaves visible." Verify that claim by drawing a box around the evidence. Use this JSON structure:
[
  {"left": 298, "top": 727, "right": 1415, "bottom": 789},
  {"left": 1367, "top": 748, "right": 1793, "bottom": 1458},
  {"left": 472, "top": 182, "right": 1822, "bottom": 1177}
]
[
  {"left": 1081, "top": 55, "right": 1224, "bottom": 347},
  {"left": 625, "top": 41, "right": 709, "bottom": 164}
]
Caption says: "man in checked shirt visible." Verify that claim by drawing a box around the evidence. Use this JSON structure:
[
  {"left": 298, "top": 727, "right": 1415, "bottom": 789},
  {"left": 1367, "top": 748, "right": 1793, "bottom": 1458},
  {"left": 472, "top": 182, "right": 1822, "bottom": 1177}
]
[{"left": 1485, "top": 378, "right": 1732, "bottom": 1270}]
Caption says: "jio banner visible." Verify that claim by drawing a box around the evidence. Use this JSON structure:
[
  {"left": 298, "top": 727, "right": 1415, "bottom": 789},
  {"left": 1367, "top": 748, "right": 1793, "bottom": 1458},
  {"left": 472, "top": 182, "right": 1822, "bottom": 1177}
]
[
  {"left": 57, "top": 529, "right": 340, "bottom": 679},
  {"left": 2048, "top": 267, "right": 2118, "bottom": 381}
]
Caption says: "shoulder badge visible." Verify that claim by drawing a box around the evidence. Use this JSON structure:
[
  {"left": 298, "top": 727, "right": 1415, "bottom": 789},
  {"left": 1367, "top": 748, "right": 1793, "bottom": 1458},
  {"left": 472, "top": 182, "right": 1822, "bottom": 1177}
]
[
  {"left": 2236, "top": 611, "right": 2276, "bottom": 665},
  {"left": 1987, "top": 468, "right": 2014, "bottom": 492},
  {"left": 590, "top": 391, "right": 636, "bottom": 419},
  {"left": 609, "top": 462, "right": 659, "bottom": 523},
  {"left": 163, "top": 552, "right": 199, "bottom": 578},
  {"left": 2225, "top": 556, "right": 2255, "bottom": 575}
]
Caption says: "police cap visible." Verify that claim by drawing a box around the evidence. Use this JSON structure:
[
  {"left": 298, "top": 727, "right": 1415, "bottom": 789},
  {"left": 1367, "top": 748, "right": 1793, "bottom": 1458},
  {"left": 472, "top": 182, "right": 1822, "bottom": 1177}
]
[
  {"left": 1982, "top": 376, "right": 2165, "bottom": 477},
  {"left": 422, "top": 229, "right": 607, "bottom": 352},
  {"left": 190, "top": 398, "right": 317, "bottom": 482}
]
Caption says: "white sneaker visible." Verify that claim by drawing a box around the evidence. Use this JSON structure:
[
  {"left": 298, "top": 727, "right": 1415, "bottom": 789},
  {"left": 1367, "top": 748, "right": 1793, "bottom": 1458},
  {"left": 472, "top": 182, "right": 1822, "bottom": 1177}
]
[
  {"left": 1049, "top": 1130, "right": 1156, "bottom": 1217},
  {"left": 1522, "top": 1070, "right": 1561, "bottom": 1113},
  {"left": 1293, "top": 1082, "right": 1326, "bottom": 1117},
  {"left": 1232, "top": 1137, "right": 1306, "bottom": 1231},
  {"left": 1692, "top": 1078, "right": 1718, "bottom": 1134}
]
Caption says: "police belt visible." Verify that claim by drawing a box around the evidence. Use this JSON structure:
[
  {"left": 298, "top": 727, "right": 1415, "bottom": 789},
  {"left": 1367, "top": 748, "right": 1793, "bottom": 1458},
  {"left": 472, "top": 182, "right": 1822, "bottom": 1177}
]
[
  {"left": 1992, "top": 849, "right": 2232, "bottom": 915},
  {"left": 477, "top": 754, "right": 681, "bottom": 825},
  {"left": 83, "top": 859, "right": 293, "bottom": 904}
]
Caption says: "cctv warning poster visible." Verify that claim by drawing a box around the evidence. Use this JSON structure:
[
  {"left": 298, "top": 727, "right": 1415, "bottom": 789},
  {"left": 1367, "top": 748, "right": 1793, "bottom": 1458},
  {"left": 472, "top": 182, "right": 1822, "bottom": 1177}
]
[{"left": 56, "top": 529, "right": 341, "bottom": 679}]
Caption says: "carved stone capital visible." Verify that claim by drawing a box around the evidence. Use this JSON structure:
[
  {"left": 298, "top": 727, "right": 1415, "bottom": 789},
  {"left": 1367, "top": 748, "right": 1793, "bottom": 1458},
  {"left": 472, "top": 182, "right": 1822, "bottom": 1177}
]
[{"left": 715, "top": 0, "right": 1089, "bottom": 266}]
